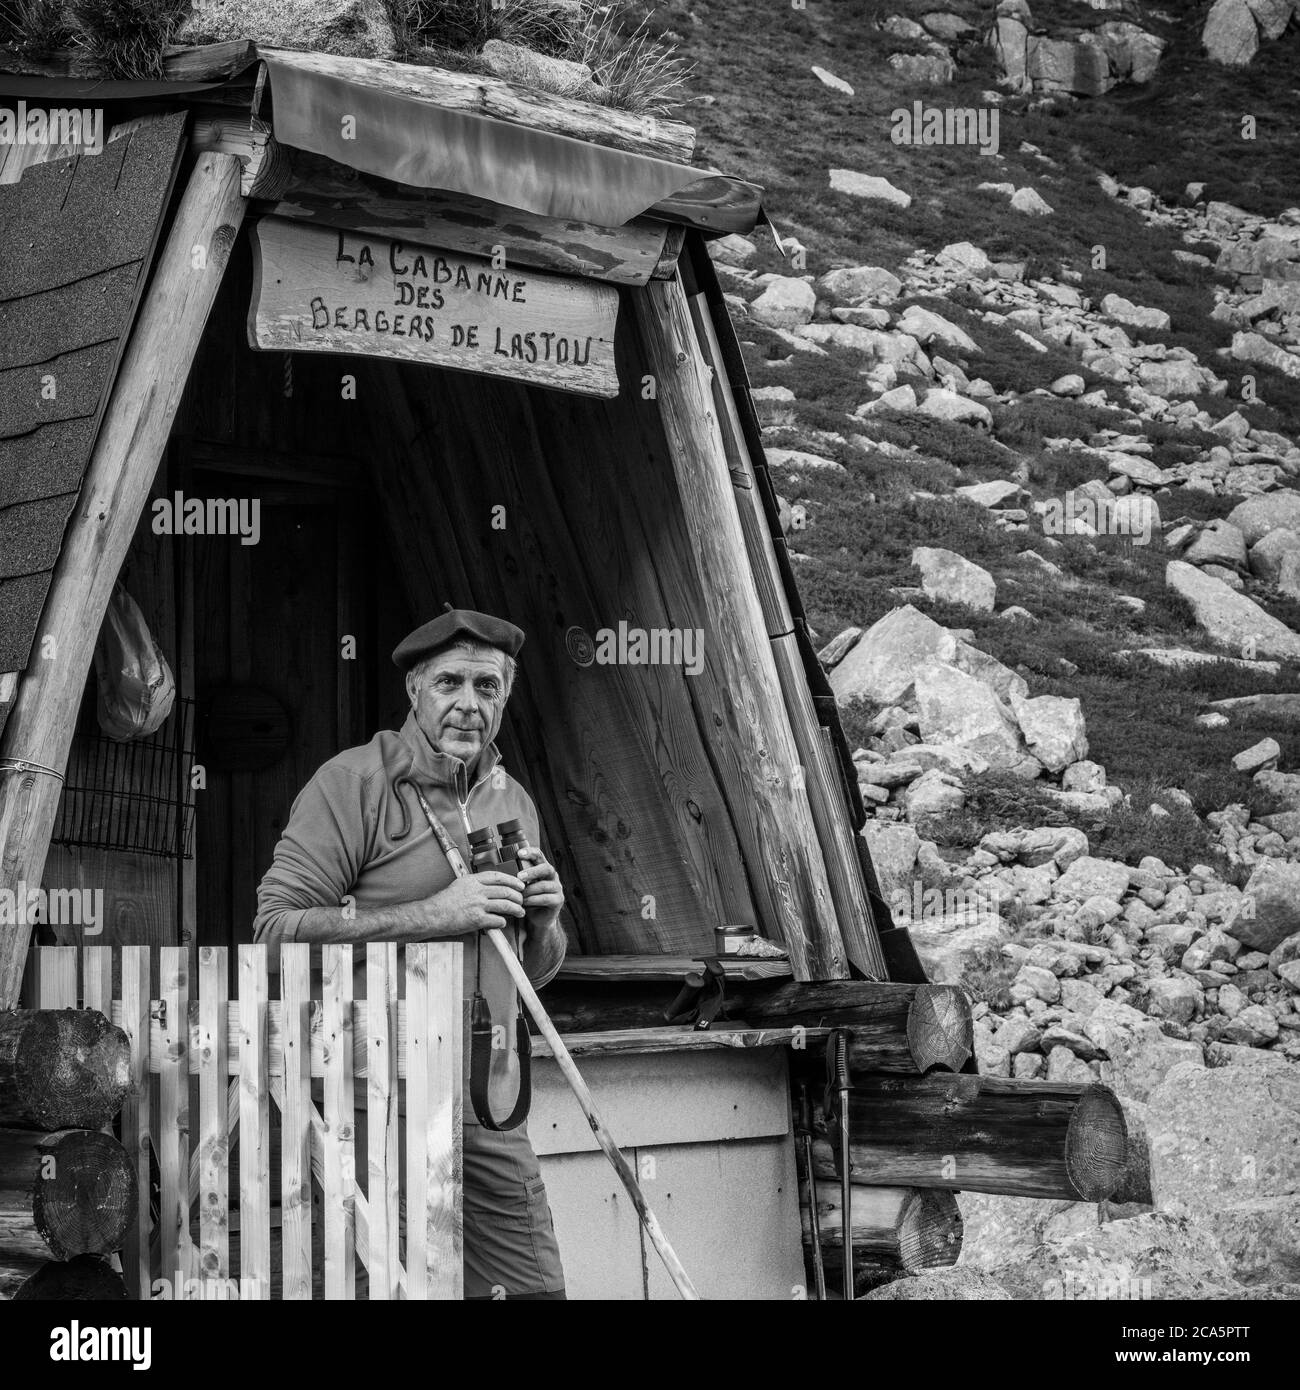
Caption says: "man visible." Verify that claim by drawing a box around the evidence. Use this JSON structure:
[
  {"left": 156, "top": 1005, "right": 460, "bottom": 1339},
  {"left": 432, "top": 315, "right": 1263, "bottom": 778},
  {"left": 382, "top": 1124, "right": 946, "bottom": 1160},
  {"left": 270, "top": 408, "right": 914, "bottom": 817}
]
[{"left": 254, "top": 607, "right": 568, "bottom": 1299}]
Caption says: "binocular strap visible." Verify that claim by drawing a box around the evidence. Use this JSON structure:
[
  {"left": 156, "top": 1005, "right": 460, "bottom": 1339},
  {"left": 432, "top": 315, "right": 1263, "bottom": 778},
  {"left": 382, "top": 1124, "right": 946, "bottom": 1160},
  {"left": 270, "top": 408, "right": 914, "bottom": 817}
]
[{"left": 401, "top": 773, "right": 534, "bottom": 1131}]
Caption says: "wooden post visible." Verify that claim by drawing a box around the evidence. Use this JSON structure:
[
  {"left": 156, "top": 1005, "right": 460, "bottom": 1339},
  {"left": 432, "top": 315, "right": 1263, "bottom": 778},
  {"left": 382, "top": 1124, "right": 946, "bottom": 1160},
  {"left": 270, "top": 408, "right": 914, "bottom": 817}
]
[
  {"left": 631, "top": 277, "right": 850, "bottom": 982},
  {"left": 0, "top": 151, "right": 246, "bottom": 1009},
  {"left": 687, "top": 292, "right": 886, "bottom": 980}
]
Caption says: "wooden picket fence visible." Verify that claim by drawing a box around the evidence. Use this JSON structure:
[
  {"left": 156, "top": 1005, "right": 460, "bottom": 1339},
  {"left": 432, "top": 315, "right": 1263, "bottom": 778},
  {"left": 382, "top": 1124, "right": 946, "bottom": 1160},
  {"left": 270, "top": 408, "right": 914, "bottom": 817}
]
[{"left": 29, "top": 943, "right": 464, "bottom": 1300}]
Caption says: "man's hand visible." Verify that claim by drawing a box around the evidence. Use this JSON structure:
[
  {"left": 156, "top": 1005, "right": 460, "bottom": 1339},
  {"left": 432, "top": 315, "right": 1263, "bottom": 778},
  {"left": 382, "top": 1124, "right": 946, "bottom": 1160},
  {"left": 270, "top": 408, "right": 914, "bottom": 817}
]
[
  {"left": 418, "top": 871, "right": 526, "bottom": 936},
  {"left": 518, "top": 849, "right": 564, "bottom": 933}
]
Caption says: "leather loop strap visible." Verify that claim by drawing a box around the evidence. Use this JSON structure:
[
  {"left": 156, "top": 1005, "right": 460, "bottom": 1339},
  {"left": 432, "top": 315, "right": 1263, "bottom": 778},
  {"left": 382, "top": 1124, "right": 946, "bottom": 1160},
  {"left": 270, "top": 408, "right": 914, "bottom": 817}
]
[{"left": 470, "top": 999, "right": 532, "bottom": 1132}]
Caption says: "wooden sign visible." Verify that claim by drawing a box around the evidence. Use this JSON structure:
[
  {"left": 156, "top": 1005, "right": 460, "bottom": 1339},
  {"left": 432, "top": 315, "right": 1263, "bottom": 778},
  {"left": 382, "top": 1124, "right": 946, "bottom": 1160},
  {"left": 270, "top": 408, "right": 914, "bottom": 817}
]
[{"left": 247, "top": 217, "right": 620, "bottom": 397}]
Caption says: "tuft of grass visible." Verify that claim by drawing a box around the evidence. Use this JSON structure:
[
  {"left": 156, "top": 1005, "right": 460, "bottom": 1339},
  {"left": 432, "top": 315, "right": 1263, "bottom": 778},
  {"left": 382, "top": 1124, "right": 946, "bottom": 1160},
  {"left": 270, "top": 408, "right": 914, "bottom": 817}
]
[
  {"left": 4, "top": 0, "right": 73, "bottom": 53},
  {"left": 67, "top": 0, "right": 188, "bottom": 79},
  {"left": 388, "top": 0, "right": 578, "bottom": 61},
  {"left": 579, "top": 3, "right": 694, "bottom": 114}
]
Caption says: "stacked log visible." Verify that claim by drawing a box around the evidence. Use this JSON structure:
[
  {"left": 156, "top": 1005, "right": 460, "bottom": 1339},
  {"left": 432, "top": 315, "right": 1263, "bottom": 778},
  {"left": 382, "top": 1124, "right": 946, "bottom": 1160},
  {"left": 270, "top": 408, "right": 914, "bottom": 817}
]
[{"left": 0, "top": 1011, "right": 135, "bottom": 1300}]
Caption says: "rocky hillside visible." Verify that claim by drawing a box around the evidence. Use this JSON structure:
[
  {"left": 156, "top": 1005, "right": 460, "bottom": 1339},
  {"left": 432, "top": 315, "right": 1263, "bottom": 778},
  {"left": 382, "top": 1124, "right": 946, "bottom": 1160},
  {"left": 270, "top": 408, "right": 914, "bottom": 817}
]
[{"left": 655, "top": 0, "right": 1300, "bottom": 1298}]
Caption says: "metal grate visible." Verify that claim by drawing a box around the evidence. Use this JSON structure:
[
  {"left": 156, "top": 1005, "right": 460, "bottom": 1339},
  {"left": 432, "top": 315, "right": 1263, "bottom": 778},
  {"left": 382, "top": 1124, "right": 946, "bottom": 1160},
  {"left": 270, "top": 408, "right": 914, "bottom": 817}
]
[{"left": 51, "top": 696, "right": 195, "bottom": 859}]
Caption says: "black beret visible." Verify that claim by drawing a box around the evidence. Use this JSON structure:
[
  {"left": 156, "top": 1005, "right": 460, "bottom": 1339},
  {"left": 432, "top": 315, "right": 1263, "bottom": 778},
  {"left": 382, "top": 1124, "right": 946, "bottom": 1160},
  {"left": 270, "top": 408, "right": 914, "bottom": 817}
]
[{"left": 392, "top": 606, "right": 525, "bottom": 670}]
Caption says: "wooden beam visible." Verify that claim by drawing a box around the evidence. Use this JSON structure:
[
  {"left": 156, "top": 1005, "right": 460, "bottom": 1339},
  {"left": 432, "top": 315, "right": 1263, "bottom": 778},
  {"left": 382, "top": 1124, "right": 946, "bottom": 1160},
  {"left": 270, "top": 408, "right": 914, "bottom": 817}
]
[
  {"left": 0, "top": 40, "right": 257, "bottom": 82},
  {"left": 0, "top": 151, "right": 246, "bottom": 1010},
  {"left": 555, "top": 953, "right": 791, "bottom": 982},
  {"left": 257, "top": 47, "right": 697, "bottom": 164},
  {"left": 688, "top": 293, "right": 885, "bottom": 980},
  {"left": 257, "top": 148, "right": 676, "bottom": 288},
  {"left": 631, "top": 276, "right": 850, "bottom": 982},
  {"left": 162, "top": 42, "right": 259, "bottom": 83},
  {"left": 190, "top": 115, "right": 289, "bottom": 199},
  {"left": 834, "top": 1075, "right": 1130, "bottom": 1202},
  {"left": 541, "top": 979, "right": 971, "bottom": 1071}
]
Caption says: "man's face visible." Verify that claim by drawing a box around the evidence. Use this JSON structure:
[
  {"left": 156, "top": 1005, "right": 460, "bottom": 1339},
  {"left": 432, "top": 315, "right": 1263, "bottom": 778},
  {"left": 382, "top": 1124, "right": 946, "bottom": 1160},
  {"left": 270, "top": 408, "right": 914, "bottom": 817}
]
[{"left": 409, "top": 647, "right": 509, "bottom": 771}]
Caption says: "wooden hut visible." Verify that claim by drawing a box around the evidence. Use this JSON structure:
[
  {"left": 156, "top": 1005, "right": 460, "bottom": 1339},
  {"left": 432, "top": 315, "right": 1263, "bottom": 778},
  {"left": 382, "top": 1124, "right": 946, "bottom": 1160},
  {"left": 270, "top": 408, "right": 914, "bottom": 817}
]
[{"left": 0, "top": 41, "right": 1131, "bottom": 1299}]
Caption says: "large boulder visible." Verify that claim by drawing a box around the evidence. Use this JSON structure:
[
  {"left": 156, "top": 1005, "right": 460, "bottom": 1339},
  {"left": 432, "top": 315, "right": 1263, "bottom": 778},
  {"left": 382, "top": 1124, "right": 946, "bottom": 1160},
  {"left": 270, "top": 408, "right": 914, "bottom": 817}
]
[
  {"left": 1082, "top": 998, "right": 1204, "bottom": 1102},
  {"left": 913, "top": 661, "right": 1027, "bottom": 769},
  {"left": 917, "top": 389, "right": 994, "bottom": 429},
  {"left": 1052, "top": 855, "right": 1130, "bottom": 903},
  {"left": 888, "top": 52, "right": 957, "bottom": 84},
  {"left": 1137, "top": 358, "right": 1205, "bottom": 397},
  {"left": 1248, "top": 528, "right": 1300, "bottom": 582},
  {"left": 1184, "top": 519, "right": 1249, "bottom": 570},
  {"left": 1101, "top": 293, "right": 1171, "bottom": 332},
  {"left": 829, "top": 170, "right": 912, "bottom": 207},
  {"left": 1231, "top": 331, "right": 1300, "bottom": 380},
  {"left": 1165, "top": 561, "right": 1300, "bottom": 661},
  {"left": 1227, "top": 491, "right": 1300, "bottom": 547},
  {"left": 749, "top": 276, "right": 816, "bottom": 329},
  {"left": 1147, "top": 1063, "right": 1300, "bottom": 1284},
  {"left": 908, "top": 913, "right": 1007, "bottom": 984},
  {"left": 995, "top": 1211, "right": 1239, "bottom": 1299},
  {"left": 860, "top": 821, "right": 921, "bottom": 905},
  {"left": 898, "top": 306, "right": 980, "bottom": 355},
  {"left": 481, "top": 39, "right": 596, "bottom": 96},
  {"left": 817, "top": 265, "right": 902, "bottom": 304},
  {"left": 1027, "top": 36, "right": 1111, "bottom": 96},
  {"left": 1009, "top": 693, "right": 1088, "bottom": 773},
  {"left": 860, "top": 1268, "right": 1012, "bottom": 1300},
  {"left": 1202, "top": 0, "right": 1261, "bottom": 65},
  {"left": 829, "top": 605, "right": 956, "bottom": 705},
  {"left": 911, "top": 547, "right": 996, "bottom": 612},
  {"left": 1231, "top": 860, "right": 1300, "bottom": 952},
  {"left": 178, "top": 0, "right": 397, "bottom": 55}
]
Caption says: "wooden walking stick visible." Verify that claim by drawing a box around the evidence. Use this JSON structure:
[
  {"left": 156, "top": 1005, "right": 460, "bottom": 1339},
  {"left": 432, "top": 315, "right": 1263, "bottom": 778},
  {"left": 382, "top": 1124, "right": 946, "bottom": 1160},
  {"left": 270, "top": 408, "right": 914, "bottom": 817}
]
[{"left": 483, "top": 928, "right": 701, "bottom": 1301}]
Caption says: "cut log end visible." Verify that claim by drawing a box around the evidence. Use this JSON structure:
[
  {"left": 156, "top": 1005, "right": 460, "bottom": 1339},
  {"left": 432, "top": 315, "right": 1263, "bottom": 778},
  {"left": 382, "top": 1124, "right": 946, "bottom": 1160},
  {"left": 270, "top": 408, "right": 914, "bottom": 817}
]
[
  {"left": 896, "top": 1188, "right": 963, "bottom": 1272},
  {"left": 803, "top": 1180, "right": 963, "bottom": 1273},
  {"left": 906, "top": 985, "right": 973, "bottom": 1073},
  {"left": 1065, "top": 1084, "right": 1129, "bottom": 1202},
  {"left": 0, "top": 1010, "right": 132, "bottom": 1130},
  {"left": 32, "top": 1130, "right": 138, "bottom": 1260}
]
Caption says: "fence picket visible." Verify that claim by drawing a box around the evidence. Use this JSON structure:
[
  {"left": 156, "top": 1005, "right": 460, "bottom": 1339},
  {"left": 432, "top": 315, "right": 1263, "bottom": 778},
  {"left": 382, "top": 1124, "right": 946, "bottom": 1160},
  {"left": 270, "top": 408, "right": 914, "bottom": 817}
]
[
  {"left": 159, "top": 946, "right": 191, "bottom": 1294},
  {"left": 82, "top": 946, "right": 112, "bottom": 1016},
  {"left": 323, "top": 944, "right": 356, "bottom": 1300},
  {"left": 197, "top": 947, "right": 230, "bottom": 1287},
  {"left": 119, "top": 946, "right": 152, "bottom": 1299},
  {"left": 37, "top": 944, "right": 78, "bottom": 1007},
  {"left": 238, "top": 946, "right": 271, "bottom": 1299},
  {"left": 405, "top": 945, "right": 428, "bottom": 1301},
  {"left": 280, "top": 943, "right": 312, "bottom": 1299},
  {"left": 366, "top": 943, "right": 400, "bottom": 1300},
  {"left": 429, "top": 942, "right": 463, "bottom": 1300}
]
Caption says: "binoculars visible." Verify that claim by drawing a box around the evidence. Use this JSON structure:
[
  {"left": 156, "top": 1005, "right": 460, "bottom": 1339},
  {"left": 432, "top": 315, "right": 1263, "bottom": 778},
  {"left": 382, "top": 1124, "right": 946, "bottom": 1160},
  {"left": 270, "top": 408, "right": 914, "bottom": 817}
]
[{"left": 468, "top": 819, "right": 532, "bottom": 878}]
